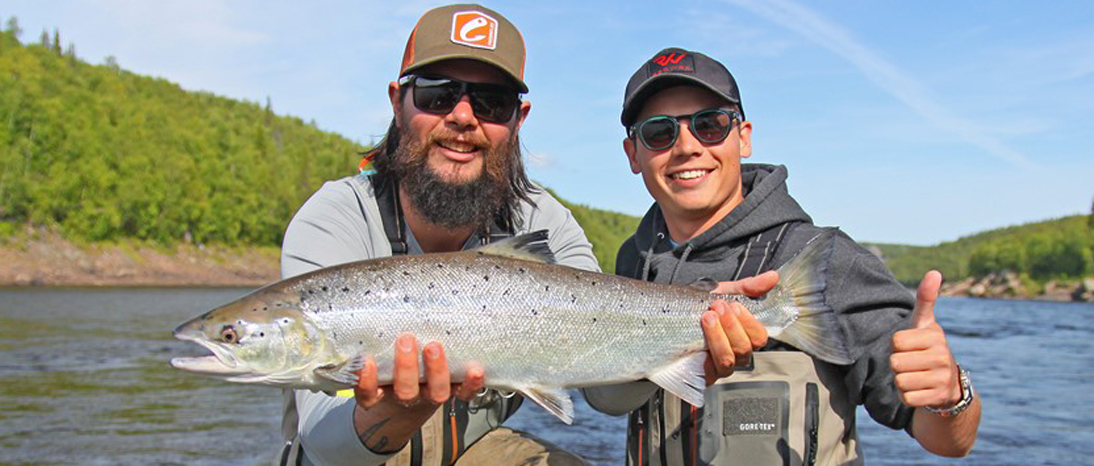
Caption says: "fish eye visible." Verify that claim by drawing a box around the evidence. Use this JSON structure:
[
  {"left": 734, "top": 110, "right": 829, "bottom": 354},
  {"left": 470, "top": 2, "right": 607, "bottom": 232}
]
[{"left": 220, "top": 326, "right": 239, "bottom": 344}]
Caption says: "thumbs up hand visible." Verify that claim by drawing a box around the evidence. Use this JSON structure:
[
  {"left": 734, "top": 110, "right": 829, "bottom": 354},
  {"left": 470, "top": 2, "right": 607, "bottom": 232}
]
[{"left": 890, "top": 271, "right": 963, "bottom": 410}]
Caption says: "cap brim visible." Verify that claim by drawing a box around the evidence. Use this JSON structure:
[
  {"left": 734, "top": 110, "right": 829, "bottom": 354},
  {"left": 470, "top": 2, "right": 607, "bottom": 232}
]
[
  {"left": 402, "top": 55, "right": 529, "bottom": 93},
  {"left": 621, "top": 75, "right": 739, "bottom": 126}
]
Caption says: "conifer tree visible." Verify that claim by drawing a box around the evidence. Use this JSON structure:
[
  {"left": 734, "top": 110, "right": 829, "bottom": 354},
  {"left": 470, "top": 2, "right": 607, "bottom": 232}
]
[
  {"left": 52, "top": 29, "right": 61, "bottom": 54},
  {"left": 6, "top": 17, "right": 22, "bottom": 40}
]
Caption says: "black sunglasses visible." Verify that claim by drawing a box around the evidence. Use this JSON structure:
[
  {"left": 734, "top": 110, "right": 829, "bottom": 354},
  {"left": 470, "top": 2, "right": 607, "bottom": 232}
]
[
  {"left": 628, "top": 108, "right": 741, "bottom": 151},
  {"left": 398, "top": 75, "right": 522, "bottom": 124}
]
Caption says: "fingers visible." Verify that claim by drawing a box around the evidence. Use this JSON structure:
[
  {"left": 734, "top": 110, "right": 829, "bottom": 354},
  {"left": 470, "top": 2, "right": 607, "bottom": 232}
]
[
  {"left": 719, "top": 302, "right": 753, "bottom": 363},
  {"left": 890, "top": 327, "right": 946, "bottom": 353},
  {"left": 354, "top": 356, "right": 382, "bottom": 408},
  {"left": 455, "top": 363, "right": 485, "bottom": 401},
  {"left": 392, "top": 334, "right": 421, "bottom": 402},
  {"left": 701, "top": 308, "right": 735, "bottom": 380},
  {"left": 421, "top": 342, "right": 451, "bottom": 405},
  {"left": 893, "top": 364, "right": 960, "bottom": 407},
  {"left": 910, "top": 270, "right": 942, "bottom": 329},
  {"left": 712, "top": 271, "right": 780, "bottom": 297},
  {"left": 732, "top": 302, "right": 769, "bottom": 349}
]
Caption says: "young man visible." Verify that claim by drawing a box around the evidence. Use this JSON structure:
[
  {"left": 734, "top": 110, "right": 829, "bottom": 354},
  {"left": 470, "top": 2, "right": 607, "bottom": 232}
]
[
  {"left": 276, "top": 5, "right": 598, "bottom": 465},
  {"left": 584, "top": 48, "right": 981, "bottom": 465}
]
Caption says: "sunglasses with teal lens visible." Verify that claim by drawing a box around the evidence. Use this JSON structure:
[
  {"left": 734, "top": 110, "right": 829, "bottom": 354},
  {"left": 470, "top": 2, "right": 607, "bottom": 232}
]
[{"left": 629, "top": 108, "right": 740, "bottom": 151}]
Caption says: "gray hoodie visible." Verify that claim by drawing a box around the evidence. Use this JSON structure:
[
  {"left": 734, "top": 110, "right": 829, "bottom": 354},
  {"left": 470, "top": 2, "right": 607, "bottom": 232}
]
[{"left": 587, "top": 163, "right": 916, "bottom": 432}]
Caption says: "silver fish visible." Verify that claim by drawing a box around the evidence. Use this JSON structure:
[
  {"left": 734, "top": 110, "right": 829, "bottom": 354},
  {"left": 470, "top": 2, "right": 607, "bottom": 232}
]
[{"left": 171, "top": 229, "right": 849, "bottom": 424}]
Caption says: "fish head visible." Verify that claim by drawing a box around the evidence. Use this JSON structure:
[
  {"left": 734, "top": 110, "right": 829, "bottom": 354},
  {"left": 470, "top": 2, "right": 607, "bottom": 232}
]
[{"left": 170, "top": 292, "right": 333, "bottom": 387}]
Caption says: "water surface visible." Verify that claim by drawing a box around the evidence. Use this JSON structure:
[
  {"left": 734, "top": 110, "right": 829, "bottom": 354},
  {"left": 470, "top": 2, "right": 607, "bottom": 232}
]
[{"left": 1, "top": 289, "right": 1091, "bottom": 464}]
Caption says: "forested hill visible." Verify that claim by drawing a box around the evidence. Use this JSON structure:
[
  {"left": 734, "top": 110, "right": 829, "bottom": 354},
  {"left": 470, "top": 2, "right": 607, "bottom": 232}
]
[
  {"left": 0, "top": 24, "right": 643, "bottom": 271},
  {"left": 0, "top": 25, "right": 362, "bottom": 245},
  {"left": 866, "top": 213, "right": 1093, "bottom": 285}
]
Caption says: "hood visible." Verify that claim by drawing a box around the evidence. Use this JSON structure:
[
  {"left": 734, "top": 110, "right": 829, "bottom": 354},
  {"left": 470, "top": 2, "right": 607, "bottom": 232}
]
[{"left": 632, "top": 163, "right": 812, "bottom": 284}]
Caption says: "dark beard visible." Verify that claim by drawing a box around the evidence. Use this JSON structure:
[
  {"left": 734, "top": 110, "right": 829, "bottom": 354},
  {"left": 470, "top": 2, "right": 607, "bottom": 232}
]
[{"left": 391, "top": 129, "right": 515, "bottom": 230}]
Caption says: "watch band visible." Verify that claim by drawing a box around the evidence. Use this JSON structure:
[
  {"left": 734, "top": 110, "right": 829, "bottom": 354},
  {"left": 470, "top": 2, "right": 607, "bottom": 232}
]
[{"left": 926, "top": 366, "right": 974, "bottom": 418}]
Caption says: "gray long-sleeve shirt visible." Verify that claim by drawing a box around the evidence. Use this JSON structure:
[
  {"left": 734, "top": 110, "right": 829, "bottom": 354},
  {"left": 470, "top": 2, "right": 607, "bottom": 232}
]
[{"left": 279, "top": 174, "right": 599, "bottom": 466}]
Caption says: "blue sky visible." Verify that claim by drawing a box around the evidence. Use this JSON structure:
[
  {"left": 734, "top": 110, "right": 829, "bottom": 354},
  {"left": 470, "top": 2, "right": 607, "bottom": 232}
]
[{"left": 5, "top": 0, "right": 1093, "bottom": 245}]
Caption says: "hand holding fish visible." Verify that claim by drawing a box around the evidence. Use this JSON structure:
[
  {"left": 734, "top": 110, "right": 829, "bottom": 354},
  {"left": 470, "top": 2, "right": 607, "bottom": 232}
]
[
  {"left": 351, "top": 334, "right": 485, "bottom": 452},
  {"left": 890, "top": 271, "right": 962, "bottom": 409},
  {"left": 702, "top": 271, "right": 779, "bottom": 384}
]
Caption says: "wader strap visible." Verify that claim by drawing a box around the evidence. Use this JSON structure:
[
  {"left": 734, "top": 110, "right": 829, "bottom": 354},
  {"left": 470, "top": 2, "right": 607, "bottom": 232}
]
[{"left": 370, "top": 173, "right": 408, "bottom": 255}]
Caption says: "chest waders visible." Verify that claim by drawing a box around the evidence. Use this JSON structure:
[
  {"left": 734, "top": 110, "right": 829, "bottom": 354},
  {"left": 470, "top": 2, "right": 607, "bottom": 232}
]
[{"left": 626, "top": 222, "right": 862, "bottom": 466}]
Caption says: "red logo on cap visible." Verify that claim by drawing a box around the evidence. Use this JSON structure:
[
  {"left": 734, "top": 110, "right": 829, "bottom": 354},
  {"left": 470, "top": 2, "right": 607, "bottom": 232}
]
[
  {"left": 652, "top": 53, "right": 687, "bottom": 67},
  {"left": 451, "top": 11, "right": 498, "bottom": 50}
]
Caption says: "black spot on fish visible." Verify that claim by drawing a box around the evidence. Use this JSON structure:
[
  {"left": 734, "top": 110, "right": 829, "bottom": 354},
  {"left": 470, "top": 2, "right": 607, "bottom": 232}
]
[
  {"left": 503, "top": 289, "right": 510, "bottom": 296},
  {"left": 570, "top": 294, "right": 577, "bottom": 303},
  {"left": 642, "top": 319, "right": 647, "bottom": 325},
  {"left": 260, "top": 332, "right": 265, "bottom": 337},
  {"left": 592, "top": 281, "right": 597, "bottom": 286},
  {"left": 342, "top": 287, "right": 349, "bottom": 293},
  {"left": 403, "top": 296, "right": 411, "bottom": 303},
  {"left": 452, "top": 289, "right": 459, "bottom": 295},
  {"left": 263, "top": 306, "right": 268, "bottom": 311},
  {"left": 252, "top": 308, "right": 258, "bottom": 312},
  {"left": 465, "top": 266, "right": 472, "bottom": 271},
  {"left": 328, "top": 304, "right": 334, "bottom": 311},
  {"left": 519, "top": 268, "right": 526, "bottom": 274},
  {"left": 300, "top": 296, "right": 307, "bottom": 303},
  {"left": 321, "top": 286, "right": 328, "bottom": 292},
  {"left": 446, "top": 330, "right": 452, "bottom": 335},
  {"left": 308, "top": 289, "right": 315, "bottom": 295},
  {"left": 437, "top": 263, "right": 445, "bottom": 269},
  {"left": 482, "top": 305, "right": 487, "bottom": 311},
  {"left": 545, "top": 285, "right": 550, "bottom": 292},
  {"left": 403, "top": 271, "right": 410, "bottom": 277},
  {"left": 428, "top": 282, "right": 435, "bottom": 289},
  {"left": 477, "top": 251, "right": 485, "bottom": 256},
  {"left": 532, "top": 309, "right": 538, "bottom": 316},
  {"left": 494, "top": 265, "right": 502, "bottom": 270},
  {"left": 358, "top": 340, "right": 363, "bottom": 345},
  {"left": 384, "top": 287, "right": 391, "bottom": 293},
  {"left": 483, "top": 275, "right": 489, "bottom": 281},
  {"left": 592, "top": 318, "right": 597, "bottom": 323}
]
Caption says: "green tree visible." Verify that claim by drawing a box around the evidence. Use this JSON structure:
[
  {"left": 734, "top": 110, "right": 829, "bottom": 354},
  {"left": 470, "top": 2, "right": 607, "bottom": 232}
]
[{"left": 6, "top": 17, "right": 22, "bottom": 40}]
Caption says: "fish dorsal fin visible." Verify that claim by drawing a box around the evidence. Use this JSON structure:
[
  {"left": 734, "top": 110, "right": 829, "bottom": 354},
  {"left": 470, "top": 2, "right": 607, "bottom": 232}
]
[
  {"left": 474, "top": 230, "right": 555, "bottom": 264},
  {"left": 647, "top": 352, "right": 707, "bottom": 407},
  {"left": 516, "top": 384, "right": 574, "bottom": 424}
]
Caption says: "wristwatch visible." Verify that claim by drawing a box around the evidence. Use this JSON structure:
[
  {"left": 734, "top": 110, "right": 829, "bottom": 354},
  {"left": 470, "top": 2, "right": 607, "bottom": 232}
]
[{"left": 926, "top": 366, "right": 974, "bottom": 417}]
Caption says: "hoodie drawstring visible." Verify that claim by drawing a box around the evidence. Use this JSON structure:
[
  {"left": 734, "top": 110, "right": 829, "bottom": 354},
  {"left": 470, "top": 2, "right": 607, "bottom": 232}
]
[
  {"left": 668, "top": 242, "right": 694, "bottom": 285},
  {"left": 640, "top": 232, "right": 663, "bottom": 281}
]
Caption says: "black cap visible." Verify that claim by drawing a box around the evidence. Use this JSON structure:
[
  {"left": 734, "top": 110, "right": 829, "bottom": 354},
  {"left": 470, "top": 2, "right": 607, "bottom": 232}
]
[{"left": 621, "top": 47, "right": 744, "bottom": 126}]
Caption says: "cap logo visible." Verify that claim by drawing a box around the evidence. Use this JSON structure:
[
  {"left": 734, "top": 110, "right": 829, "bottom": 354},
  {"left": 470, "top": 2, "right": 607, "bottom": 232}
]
[
  {"left": 647, "top": 51, "right": 695, "bottom": 77},
  {"left": 652, "top": 52, "right": 687, "bottom": 67},
  {"left": 451, "top": 11, "right": 498, "bottom": 50}
]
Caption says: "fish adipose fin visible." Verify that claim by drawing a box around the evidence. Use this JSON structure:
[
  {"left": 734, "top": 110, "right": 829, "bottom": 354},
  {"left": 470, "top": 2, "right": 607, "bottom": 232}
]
[
  {"left": 517, "top": 385, "right": 574, "bottom": 424},
  {"left": 474, "top": 230, "right": 556, "bottom": 264},
  {"left": 314, "top": 354, "right": 367, "bottom": 386},
  {"left": 647, "top": 352, "right": 707, "bottom": 408},
  {"left": 742, "top": 229, "right": 853, "bottom": 365}
]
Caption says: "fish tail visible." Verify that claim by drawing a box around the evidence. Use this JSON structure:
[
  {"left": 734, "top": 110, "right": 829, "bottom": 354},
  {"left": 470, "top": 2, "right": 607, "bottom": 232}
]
[{"left": 753, "top": 229, "right": 852, "bottom": 365}]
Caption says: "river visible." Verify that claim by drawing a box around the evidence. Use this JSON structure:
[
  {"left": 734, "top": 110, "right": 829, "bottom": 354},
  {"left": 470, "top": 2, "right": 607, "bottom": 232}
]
[{"left": 1, "top": 288, "right": 1091, "bottom": 464}]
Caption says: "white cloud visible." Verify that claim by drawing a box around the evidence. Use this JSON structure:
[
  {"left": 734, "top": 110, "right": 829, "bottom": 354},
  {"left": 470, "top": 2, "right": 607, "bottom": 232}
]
[{"left": 727, "top": 0, "right": 1036, "bottom": 169}]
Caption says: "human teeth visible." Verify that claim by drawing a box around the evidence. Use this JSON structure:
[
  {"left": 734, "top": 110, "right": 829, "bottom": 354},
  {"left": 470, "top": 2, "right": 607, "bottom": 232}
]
[
  {"left": 671, "top": 170, "right": 706, "bottom": 180},
  {"left": 440, "top": 141, "right": 476, "bottom": 153}
]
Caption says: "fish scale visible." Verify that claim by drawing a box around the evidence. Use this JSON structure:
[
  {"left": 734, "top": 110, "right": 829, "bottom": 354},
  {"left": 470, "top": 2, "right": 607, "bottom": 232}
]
[{"left": 171, "top": 229, "right": 849, "bottom": 424}]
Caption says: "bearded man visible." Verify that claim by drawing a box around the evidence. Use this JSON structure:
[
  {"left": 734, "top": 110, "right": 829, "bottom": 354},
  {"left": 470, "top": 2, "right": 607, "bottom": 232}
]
[{"left": 275, "top": 4, "right": 598, "bottom": 465}]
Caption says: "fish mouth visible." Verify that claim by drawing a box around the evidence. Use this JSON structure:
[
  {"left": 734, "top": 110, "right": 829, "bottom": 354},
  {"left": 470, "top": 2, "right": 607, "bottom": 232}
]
[{"left": 170, "top": 331, "right": 243, "bottom": 375}]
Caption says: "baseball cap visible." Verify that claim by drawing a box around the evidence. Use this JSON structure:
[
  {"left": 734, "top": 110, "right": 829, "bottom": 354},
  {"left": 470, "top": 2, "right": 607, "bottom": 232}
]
[
  {"left": 621, "top": 47, "right": 744, "bottom": 126},
  {"left": 400, "top": 4, "right": 528, "bottom": 93}
]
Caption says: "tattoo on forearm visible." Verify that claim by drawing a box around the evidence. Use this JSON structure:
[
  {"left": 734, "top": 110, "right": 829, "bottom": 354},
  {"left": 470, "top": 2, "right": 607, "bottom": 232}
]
[{"left": 360, "top": 417, "right": 393, "bottom": 452}]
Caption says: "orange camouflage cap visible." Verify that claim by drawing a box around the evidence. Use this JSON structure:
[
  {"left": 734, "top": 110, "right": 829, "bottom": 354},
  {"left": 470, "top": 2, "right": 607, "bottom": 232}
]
[{"left": 399, "top": 4, "right": 528, "bottom": 93}]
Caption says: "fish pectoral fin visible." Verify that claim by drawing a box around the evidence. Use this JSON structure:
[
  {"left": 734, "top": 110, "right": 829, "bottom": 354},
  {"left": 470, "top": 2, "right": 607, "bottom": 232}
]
[
  {"left": 517, "top": 385, "right": 574, "bottom": 425},
  {"left": 647, "top": 352, "right": 707, "bottom": 408},
  {"left": 314, "top": 354, "right": 367, "bottom": 386}
]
